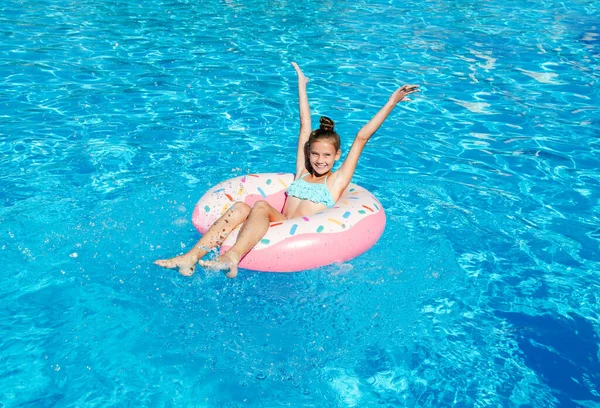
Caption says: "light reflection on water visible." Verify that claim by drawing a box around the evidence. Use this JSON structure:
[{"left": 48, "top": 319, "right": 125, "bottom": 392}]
[{"left": 1, "top": 0, "right": 599, "bottom": 406}]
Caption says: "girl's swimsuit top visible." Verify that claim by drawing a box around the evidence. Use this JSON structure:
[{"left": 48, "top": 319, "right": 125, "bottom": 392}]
[{"left": 286, "top": 173, "right": 336, "bottom": 208}]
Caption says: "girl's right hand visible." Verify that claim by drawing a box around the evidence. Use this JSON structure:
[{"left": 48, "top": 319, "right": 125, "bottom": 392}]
[{"left": 292, "top": 62, "right": 309, "bottom": 86}]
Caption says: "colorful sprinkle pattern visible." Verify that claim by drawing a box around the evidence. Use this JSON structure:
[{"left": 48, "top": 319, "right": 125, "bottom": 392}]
[{"left": 192, "top": 173, "right": 385, "bottom": 251}]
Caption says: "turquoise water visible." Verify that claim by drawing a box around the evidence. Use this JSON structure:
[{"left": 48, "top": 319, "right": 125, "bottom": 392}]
[{"left": 1, "top": 0, "right": 599, "bottom": 406}]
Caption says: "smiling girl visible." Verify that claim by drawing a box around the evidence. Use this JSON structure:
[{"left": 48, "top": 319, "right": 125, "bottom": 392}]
[{"left": 155, "top": 62, "right": 419, "bottom": 277}]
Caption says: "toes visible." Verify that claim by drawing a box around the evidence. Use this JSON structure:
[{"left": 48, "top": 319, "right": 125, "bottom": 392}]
[
  {"left": 199, "top": 260, "right": 230, "bottom": 272},
  {"left": 155, "top": 260, "right": 173, "bottom": 268}
]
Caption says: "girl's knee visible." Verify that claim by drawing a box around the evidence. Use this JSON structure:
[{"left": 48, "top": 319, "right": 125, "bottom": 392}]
[
  {"left": 231, "top": 202, "right": 251, "bottom": 218},
  {"left": 252, "top": 200, "right": 272, "bottom": 212},
  {"left": 250, "top": 200, "right": 285, "bottom": 222}
]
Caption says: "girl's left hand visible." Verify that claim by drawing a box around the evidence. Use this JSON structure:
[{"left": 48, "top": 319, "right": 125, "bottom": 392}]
[{"left": 389, "top": 85, "right": 420, "bottom": 104}]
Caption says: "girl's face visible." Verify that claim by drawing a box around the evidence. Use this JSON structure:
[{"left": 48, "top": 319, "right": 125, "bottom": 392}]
[{"left": 308, "top": 139, "right": 341, "bottom": 176}]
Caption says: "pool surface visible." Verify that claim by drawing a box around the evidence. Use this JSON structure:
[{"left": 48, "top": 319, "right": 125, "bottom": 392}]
[{"left": 1, "top": 0, "right": 599, "bottom": 406}]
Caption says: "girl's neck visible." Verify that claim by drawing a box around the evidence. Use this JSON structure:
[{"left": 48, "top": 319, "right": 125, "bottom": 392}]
[{"left": 309, "top": 171, "right": 330, "bottom": 180}]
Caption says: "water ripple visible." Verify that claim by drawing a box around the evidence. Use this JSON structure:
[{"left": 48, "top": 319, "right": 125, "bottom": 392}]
[{"left": 1, "top": 0, "right": 599, "bottom": 406}]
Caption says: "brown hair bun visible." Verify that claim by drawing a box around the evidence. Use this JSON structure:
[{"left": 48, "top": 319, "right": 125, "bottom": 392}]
[{"left": 319, "top": 116, "right": 335, "bottom": 131}]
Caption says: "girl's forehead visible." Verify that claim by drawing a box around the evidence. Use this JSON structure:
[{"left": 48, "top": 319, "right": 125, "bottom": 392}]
[{"left": 310, "top": 140, "right": 337, "bottom": 151}]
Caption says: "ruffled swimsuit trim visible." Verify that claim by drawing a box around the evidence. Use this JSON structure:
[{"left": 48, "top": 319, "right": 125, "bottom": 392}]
[{"left": 286, "top": 173, "right": 336, "bottom": 208}]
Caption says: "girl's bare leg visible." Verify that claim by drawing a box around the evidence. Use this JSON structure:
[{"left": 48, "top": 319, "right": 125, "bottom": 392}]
[
  {"left": 199, "top": 200, "right": 287, "bottom": 278},
  {"left": 154, "top": 202, "right": 251, "bottom": 276}
]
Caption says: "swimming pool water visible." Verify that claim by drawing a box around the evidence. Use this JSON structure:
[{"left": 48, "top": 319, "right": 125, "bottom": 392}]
[{"left": 1, "top": 0, "right": 599, "bottom": 406}]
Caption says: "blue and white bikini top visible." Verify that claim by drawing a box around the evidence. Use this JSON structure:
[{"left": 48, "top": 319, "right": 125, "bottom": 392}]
[{"left": 286, "top": 173, "right": 336, "bottom": 208}]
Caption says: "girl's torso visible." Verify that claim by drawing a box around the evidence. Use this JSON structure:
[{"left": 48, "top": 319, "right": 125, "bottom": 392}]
[{"left": 283, "top": 173, "right": 336, "bottom": 218}]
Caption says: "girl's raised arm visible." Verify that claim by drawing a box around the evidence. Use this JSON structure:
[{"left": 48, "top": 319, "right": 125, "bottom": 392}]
[
  {"left": 291, "top": 62, "right": 312, "bottom": 178},
  {"left": 332, "top": 85, "right": 420, "bottom": 193}
]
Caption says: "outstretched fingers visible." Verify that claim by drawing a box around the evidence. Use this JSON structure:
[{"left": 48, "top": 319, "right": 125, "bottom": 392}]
[
  {"left": 391, "top": 84, "right": 420, "bottom": 103},
  {"left": 401, "top": 84, "right": 420, "bottom": 92}
]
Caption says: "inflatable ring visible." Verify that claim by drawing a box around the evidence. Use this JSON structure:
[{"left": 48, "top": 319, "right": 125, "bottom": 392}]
[{"left": 192, "top": 173, "right": 386, "bottom": 272}]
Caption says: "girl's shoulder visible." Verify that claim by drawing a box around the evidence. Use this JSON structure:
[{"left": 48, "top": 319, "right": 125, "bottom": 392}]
[{"left": 294, "top": 171, "right": 310, "bottom": 181}]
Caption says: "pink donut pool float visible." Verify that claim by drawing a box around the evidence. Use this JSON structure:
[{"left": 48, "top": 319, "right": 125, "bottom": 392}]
[{"left": 192, "top": 173, "right": 386, "bottom": 272}]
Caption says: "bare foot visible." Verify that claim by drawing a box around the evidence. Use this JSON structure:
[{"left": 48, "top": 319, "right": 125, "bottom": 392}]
[
  {"left": 291, "top": 62, "right": 309, "bottom": 85},
  {"left": 154, "top": 254, "right": 197, "bottom": 276},
  {"left": 198, "top": 252, "right": 240, "bottom": 279}
]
